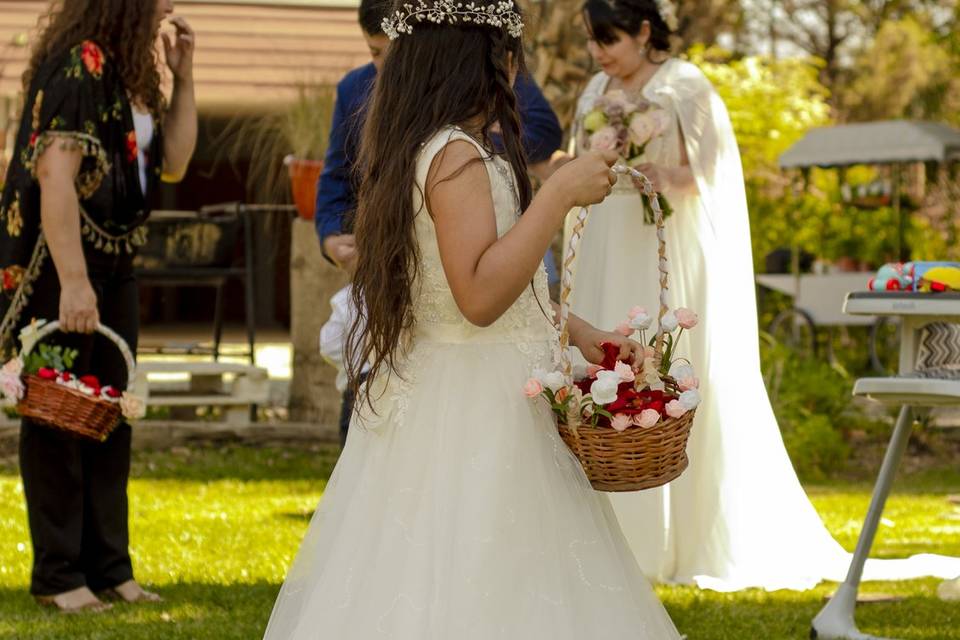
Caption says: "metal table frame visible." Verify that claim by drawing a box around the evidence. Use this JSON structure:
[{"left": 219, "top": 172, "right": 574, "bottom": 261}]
[{"left": 812, "top": 291, "right": 960, "bottom": 640}]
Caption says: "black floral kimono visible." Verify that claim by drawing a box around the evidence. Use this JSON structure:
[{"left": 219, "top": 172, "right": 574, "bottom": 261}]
[{"left": 0, "top": 40, "right": 162, "bottom": 357}]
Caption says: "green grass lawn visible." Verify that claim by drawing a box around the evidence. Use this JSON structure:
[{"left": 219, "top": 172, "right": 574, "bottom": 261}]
[{"left": 0, "top": 445, "right": 957, "bottom": 639}]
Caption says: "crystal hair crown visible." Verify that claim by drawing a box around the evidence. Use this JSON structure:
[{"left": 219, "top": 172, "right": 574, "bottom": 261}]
[
  {"left": 655, "top": 0, "right": 679, "bottom": 32},
  {"left": 382, "top": 0, "right": 525, "bottom": 40}
]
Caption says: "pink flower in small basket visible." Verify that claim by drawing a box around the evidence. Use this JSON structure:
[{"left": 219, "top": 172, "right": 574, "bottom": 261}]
[
  {"left": 675, "top": 308, "right": 699, "bottom": 330},
  {"left": 0, "top": 358, "right": 24, "bottom": 401},
  {"left": 678, "top": 377, "right": 700, "bottom": 391},
  {"left": 635, "top": 408, "right": 660, "bottom": 429},
  {"left": 614, "top": 360, "right": 635, "bottom": 383},
  {"left": 585, "top": 364, "right": 603, "bottom": 379},
  {"left": 120, "top": 392, "right": 146, "bottom": 420},
  {"left": 611, "top": 413, "right": 632, "bottom": 432},
  {"left": 523, "top": 378, "right": 544, "bottom": 398},
  {"left": 665, "top": 399, "right": 688, "bottom": 419},
  {"left": 627, "top": 306, "right": 647, "bottom": 320}
]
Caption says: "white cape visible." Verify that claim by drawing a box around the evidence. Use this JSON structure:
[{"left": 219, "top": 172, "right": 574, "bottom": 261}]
[{"left": 566, "top": 60, "right": 960, "bottom": 591}]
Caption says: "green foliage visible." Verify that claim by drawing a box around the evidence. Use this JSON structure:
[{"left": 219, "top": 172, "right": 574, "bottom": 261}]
[
  {"left": 22, "top": 343, "right": 78, "bottom": 375},
  {"left": 761, "top": 339, "right": 855, "bottom": 480},
  {"left": 689, "top": 46, "right": 832, "bottom": 177}
]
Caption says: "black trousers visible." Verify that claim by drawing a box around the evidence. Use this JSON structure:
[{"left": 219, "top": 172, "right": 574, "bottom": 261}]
[{"left": 18, "top": 250, "right": 139, "bottom": 595}]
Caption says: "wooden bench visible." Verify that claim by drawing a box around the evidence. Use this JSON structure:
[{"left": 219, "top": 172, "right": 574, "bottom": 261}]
[{"left": 132, "top": 361, "right": 270, "bottom": 425}]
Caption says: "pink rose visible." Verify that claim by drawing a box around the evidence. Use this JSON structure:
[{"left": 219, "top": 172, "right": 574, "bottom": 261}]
[
  {"left": 665, "top": 400, "right": 688, "bottom": 419},
  {"left": 614, "top": 360, "right": 635, "bottom": 383},
  {"left": 627, "top": 306, "right": 647, "bottom": 320},
  {"left": 523, "top": 378, "right": 544, "bottom": 398},
  {"left": 634, "top": 409, "right": 660, "bottom": 429},
  {"left": 615, "top": 322, "right": 633, "bottom": 337},
  {"left": 628, "top": 113, "right": 656, "bottom": 147},
  {"left": 678, "top": 377, "right": 700, "bottom": 391},
  {"left": 586, "top": 364, "right": 603, "bottom": 379},
  {"left": 675, "top": 308, "right": 699, "bottom": 330},
  {"left": 611, "top": 413, "right": 632, "bottom": 432},
  {"left": 589, "top": 126, "right": 619, "bottom": 153},
  {"left": 0, "top": 370, "right": 24, "bottom": 401}
]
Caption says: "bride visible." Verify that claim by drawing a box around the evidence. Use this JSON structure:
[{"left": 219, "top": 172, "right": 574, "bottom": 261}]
[{"left": 562, "top": 0, "right": 960, "bottom": 591}]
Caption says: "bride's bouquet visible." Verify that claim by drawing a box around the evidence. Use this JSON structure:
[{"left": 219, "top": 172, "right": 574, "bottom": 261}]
[{"left": 580, "top": 90, "right": 674, "bottom": 223}]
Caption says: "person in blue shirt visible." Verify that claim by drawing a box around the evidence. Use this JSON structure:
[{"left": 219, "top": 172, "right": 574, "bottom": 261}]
[{"left": 315, "top": 0, "right": 564, "bottom": 278}]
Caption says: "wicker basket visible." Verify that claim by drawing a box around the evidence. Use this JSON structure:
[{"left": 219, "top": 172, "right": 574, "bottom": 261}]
[
  {"left": 557, "top": 166, "right": 696, "bottom": 492},
  {"left": 17, "top": 321, "right": 136, "bottom": 442}
]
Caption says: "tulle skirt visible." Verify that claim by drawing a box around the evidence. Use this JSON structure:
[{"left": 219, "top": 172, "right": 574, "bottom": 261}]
[{"left": 263, "top": 335, "right": 681, "bottom": 639}]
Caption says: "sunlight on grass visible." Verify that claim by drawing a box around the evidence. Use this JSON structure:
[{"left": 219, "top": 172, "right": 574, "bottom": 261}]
[{"left": 1, "top": 445, "right": 958, "bottom": 639}]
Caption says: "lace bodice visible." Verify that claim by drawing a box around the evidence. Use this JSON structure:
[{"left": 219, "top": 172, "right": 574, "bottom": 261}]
[
  {"left": 410, "top": 127, "right": 556, "bottom": 345},
  {"left": 574, "top": 66, "right": 682, "bottom": 195}
]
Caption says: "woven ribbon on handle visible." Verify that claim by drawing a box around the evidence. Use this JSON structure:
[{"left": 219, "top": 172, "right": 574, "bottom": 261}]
[
  {"left": 21, "top": 320, "right": 137, "bottom": 388},
  {"left": 558, "top": 165, "right": 669, "bottom": 427}
]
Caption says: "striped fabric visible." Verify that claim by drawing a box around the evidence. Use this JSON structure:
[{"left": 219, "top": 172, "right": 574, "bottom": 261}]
[{"left": 913, "top": 322, "right": 960, "bottom": 378}]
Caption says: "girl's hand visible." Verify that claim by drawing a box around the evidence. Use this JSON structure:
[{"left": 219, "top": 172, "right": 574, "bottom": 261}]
[
  {"left": 163, "top": 16, "right": 196, "bottom": 81},
  {"left": 572, "top": 325, "right": 644, "bottom": 366},
  {"left": 547, "top": 150, "right": 619, "bottom": 208}
]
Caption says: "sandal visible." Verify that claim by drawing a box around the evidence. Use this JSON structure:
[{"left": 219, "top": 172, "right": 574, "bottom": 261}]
[
  {"left": 98, "top": 580, "right": 162, "bottom": 604},
  {"left": 35, "top": 588, "right": 113, "bottom": 614}
]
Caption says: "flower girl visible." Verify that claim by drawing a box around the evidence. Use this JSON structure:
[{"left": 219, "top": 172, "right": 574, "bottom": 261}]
[{"left": 262, "top": 1, "right": 682, "bottom": 637}]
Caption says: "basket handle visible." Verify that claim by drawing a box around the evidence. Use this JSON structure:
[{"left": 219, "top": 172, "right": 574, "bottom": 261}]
[
  {"left": 559, "top": 165, "right": 669, "bottom": 387},
  {"left": 20, "top": 320, "right": 137, "bottom": 389}
]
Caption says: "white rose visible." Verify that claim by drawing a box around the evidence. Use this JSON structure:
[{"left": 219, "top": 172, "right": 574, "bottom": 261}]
[
  {"left": 542, "top": 371, "right": 566, "bottom": 393},
  {"left": 590, "top": 371, "right": 621, "bottom": 406},
  {"left": 679, "top": 389, "right": 701, "bottom": 411},
  {"left": 669, "top": 362, "right": 695, "bottom": 380},
  {"left": 629, "top": 311, "right": 653, "bottom": 331},
  {"left": 120, "top": 392, "right": 147, "bottom": 420},
  {"left": 660, "top": 311, "right": 679, "bottom": 333}
]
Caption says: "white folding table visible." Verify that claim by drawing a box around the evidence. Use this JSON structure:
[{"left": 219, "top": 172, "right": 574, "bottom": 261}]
[{"left": 812, "top": 291, "right": 960, "bottom": 640}]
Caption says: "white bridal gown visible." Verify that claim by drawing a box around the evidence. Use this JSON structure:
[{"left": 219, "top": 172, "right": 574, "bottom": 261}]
[
  {"left": 263, "top": 127, "right": 682, "bottom": 639},
  {"left": 567, "top": 59, "right": 960, "bottom": 592}
]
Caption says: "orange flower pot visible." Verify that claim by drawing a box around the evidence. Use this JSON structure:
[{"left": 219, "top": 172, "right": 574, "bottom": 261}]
[{"left": 286, "top": 157, "right": 324, "bottom": 221}]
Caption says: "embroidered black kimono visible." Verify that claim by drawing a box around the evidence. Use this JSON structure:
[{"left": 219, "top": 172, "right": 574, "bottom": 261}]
[{"left": 0, "top": 40, "right": 162, "bottom": 357}]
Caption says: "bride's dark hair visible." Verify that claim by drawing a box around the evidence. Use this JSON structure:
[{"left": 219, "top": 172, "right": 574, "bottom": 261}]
[
  {"left": 346, "top": 4, "right": 531, "bottom": 405},
  {"left": 583, "top": 0, "right": 673, "bottom": 57}
]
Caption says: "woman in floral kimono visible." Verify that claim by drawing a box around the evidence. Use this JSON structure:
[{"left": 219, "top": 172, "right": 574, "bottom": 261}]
[{"left": 0, "top": 0, "right": 196, "bottom": 613}]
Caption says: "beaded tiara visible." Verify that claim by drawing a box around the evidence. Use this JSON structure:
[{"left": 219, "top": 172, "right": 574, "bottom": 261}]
[{"left": 382, "top": 0, "right": 524, "bottom": 40}]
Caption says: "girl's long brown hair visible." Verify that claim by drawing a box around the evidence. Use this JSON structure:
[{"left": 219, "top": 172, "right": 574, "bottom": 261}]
[
  {"left": 24, "top": 0, "right": 165, "bottom": 114},
  {"left": 347, "top": 10, "right": 532, "bottom": 406}
]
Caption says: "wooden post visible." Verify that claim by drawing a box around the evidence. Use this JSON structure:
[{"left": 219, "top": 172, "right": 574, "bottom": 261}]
[
  {"left": 893, "top": 163, "right": 906, "bottom": 262},
  {"left": 288, "top": 218, "right": 347, "bottom": 438}
]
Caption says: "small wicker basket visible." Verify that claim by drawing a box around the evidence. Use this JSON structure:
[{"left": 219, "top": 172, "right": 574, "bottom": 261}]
[
  {"left": 557, "top": 166, "right": 696, "bottom": 492},
  {"left": 17, "top": 321, "right": 136, "bottom": 442}
]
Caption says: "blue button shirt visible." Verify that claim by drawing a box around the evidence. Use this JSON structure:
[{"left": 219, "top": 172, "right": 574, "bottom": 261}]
[{"left": 315, "top": 63, "right": 563, "bottom": 284}]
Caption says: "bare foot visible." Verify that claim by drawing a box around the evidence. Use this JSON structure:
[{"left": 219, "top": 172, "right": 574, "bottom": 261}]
[
  {"left": 100, "top": 579, "right": 162, "bottom": 604},
  {"left": 35, "top": 586, "right": 112, "bottom": 613}
]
